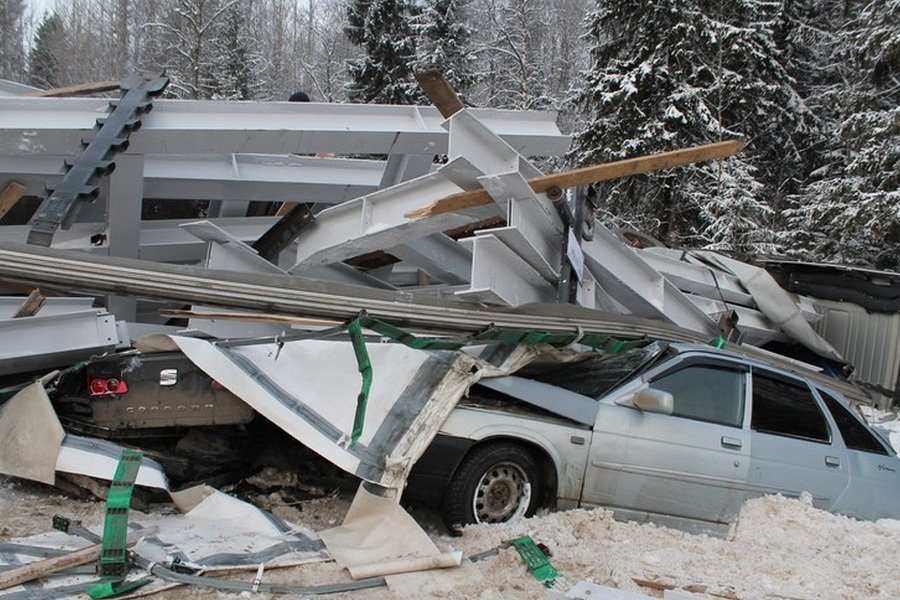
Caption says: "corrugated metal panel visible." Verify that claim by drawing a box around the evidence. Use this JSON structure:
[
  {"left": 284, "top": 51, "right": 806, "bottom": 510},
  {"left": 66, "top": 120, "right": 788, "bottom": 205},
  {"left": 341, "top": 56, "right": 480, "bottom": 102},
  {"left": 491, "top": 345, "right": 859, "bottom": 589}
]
[{"left": 815, "top": 299, "right": 900, "bottom": 404}]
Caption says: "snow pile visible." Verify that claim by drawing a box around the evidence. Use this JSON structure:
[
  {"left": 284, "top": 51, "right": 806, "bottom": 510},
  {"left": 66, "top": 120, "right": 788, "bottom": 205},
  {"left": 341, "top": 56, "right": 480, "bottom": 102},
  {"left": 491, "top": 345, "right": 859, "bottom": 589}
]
[{"left": 442, "top": 495, "right": 900, "bottom": 599}]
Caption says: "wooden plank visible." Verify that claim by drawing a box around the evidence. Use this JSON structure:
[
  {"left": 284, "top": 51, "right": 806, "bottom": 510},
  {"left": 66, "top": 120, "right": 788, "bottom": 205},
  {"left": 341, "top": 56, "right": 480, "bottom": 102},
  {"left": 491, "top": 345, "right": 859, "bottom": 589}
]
[
  {"left": 405, "top": 139, "right": 747, "bottom": 219},
  {"left": 11, "top": 288, "right": 45, "bottom": 318},
  {"left": 0, "top": 182, "right": 27, "bottom": 222},
  {"left": 0, "top": 526, "right": 157, "bottom": 591},
  {"left": 415, "top": 70, "right": 465, "bottom": 119},
  {"left": 23, "top": 80, "right": 120, "bottom": 98}
]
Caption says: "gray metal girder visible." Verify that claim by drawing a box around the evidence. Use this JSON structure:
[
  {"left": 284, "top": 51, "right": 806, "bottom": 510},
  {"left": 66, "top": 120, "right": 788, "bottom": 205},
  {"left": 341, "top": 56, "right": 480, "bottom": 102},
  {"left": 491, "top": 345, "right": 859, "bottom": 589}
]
[
  {"left": 0, "top": 308, "right": 123, "bottom": 376},
  {"left": 291, "top": 171, "right": 482, "bottom": 269},
  {"left": 0, "top": 98, "right": 571, "bottom": 157},
  {"left": 581, "top": 223, "right": 719, "bottom": 335}
]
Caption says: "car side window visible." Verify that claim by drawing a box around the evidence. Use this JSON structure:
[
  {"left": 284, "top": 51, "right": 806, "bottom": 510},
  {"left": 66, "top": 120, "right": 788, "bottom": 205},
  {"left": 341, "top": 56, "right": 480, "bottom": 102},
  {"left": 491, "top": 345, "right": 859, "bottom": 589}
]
[
  {"left": 819, "top": 390, "right": 889, "bottom": 455},
  {"left": 648, "top": 365, "right": 745, "bottom": 427},
  {"left": 751, "top": 371, "right": 829, "bottom": 442}
]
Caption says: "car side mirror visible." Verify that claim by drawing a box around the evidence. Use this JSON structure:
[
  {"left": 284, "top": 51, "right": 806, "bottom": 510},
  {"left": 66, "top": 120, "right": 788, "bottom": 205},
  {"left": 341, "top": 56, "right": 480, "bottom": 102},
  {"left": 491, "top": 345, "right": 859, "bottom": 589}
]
[{"left": 633, "top": 388, "right": 674, "bottom": 415}]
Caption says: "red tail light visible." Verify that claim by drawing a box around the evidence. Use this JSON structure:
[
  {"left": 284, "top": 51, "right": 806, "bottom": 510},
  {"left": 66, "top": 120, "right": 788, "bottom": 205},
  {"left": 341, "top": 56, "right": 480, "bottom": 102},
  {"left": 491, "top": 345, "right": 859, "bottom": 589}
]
[{"left": 88, "top": 376, "right": 129, "bottom": 397}]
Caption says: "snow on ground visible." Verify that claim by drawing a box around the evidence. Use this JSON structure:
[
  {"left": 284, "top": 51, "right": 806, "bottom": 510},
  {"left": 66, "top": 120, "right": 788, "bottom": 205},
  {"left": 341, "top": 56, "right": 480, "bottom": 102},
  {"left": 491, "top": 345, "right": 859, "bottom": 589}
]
[{"left": 3, "top": 476, "right": 900, "bottom": 599}]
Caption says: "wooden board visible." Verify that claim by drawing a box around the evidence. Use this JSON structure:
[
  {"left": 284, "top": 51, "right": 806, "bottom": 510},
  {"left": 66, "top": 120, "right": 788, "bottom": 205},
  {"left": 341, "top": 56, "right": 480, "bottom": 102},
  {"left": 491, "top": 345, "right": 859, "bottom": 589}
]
[
  {"left": 0, "top": 182, "right": 27, "bottom": 222},
  {"left": 405, "top": 139, "right": 747, "bottom": 219},
  {"left": 23, "top": 80, "right": 120, "bottom": 98},
  {"left": 415, "top": 70, "right": 465, "bottom": 118}
]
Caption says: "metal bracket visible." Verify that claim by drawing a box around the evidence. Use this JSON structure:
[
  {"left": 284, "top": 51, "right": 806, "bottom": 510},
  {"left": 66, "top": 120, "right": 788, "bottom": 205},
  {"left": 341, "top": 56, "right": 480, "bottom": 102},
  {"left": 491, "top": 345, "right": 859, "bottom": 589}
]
[{"left": 27, "top": 72, "right": 168, "bottom": 247}]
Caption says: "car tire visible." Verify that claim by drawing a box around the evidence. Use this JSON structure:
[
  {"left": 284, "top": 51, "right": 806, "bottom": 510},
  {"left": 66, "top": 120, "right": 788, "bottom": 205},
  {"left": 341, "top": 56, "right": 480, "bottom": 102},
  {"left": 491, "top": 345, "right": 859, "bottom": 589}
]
[{"left": 441, "top": 442, "right": 542, "bottom": 530}]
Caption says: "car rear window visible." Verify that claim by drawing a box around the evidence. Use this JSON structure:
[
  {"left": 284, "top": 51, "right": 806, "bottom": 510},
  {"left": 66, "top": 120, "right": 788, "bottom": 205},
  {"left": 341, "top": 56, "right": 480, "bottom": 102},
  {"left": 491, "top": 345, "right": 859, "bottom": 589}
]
[
  {"left": 819, "top": 390, "right": 889, "bottom": 455},
  {"left": 751, "top": 371, "right": 830, "bottom": 443},
  {"left": 522, "top": 342, "right": 666, "bottom": 399}
]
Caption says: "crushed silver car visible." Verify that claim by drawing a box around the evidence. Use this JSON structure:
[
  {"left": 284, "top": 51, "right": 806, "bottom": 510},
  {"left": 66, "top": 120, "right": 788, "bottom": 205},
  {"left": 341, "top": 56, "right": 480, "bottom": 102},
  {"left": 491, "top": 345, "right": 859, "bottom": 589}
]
[{"left": 408, "top": 342, "right": 900, "bottom": 535}]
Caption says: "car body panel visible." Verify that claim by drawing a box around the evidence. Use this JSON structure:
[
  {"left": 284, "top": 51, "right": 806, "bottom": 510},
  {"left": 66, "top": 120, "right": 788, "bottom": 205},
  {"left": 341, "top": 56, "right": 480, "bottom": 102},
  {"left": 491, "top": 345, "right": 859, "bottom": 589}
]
[{"left": 585, "top": 401, "right": 752, "bottom": 524}]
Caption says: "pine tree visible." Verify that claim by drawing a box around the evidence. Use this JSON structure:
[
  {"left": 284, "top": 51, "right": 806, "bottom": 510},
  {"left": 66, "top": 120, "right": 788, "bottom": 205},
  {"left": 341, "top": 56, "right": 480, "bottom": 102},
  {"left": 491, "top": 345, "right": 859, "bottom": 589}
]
[
  {"left": 345, "top": 0, "right": 421, "bottom": 104},
  {"left": 211, "top": 2, "right": 260, "bottom": 100},
  {"left": 28, "top": 12, "right": 66, "bottom": 89},
  {"left": 412, "top": 0, "right": 473, "bottom": 99},
  {"left": 786, "top": 0, "right": 900, "bottom": 268},
  {"left": 0, "top": 0, "right": 26, "bottom": 81},
  {"left": 571, "top": 0, "right": 814, "bottom": 257}
]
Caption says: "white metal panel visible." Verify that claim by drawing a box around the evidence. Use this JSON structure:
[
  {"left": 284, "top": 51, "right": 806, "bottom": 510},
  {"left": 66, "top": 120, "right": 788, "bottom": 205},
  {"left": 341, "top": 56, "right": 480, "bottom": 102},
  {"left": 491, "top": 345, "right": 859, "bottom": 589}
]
[{"left": 815, "top": 299, "right": 900, "bottom": 399}]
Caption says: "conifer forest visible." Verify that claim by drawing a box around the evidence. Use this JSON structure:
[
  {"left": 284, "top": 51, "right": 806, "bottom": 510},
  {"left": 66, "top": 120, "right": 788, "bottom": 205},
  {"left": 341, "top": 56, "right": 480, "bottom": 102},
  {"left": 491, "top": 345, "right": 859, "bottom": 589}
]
[{"left": 1, "top": 0, "right": 898, "bottom": 269}]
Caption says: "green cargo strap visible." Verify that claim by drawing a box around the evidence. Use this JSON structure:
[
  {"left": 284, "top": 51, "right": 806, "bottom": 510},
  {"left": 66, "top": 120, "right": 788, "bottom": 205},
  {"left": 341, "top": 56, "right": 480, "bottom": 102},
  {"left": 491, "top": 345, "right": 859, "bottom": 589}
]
[
  {"left": 359, "top": 316, "right": 467, "bottom": 350},
  {"left": 510, "top": 536, "right": 560, "bottom": 588},
  {"left": 708, "top": 336, "right": 726, "bottom": 349},
  {"left": 356, "top": 314, "right": 645, "bottom": 354},
  {"left": 86, "top": 449, "right": 151, "bottom": 599},
  {"left": 347, "top": 317, "right": 373, "bottom": 447}
]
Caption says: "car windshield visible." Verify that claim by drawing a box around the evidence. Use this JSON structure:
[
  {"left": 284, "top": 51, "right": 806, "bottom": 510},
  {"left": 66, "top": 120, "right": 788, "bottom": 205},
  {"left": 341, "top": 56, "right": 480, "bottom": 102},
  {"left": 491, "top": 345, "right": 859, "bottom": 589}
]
[{"left": 522, "top": 341, "right": 668, "bottom": 399}]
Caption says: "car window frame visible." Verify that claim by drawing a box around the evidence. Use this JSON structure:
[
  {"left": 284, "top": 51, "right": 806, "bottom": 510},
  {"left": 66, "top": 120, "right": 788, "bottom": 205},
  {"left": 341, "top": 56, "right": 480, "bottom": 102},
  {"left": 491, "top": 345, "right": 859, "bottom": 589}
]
[
  {"left": 749, "top": 367, "right": 833, "bottom": 445},
  {"left": 640, "top": 354, "right": 749, "bottom": 428},
  {"left": 815, "top": 387, "right": 892, "bottom": 456}
]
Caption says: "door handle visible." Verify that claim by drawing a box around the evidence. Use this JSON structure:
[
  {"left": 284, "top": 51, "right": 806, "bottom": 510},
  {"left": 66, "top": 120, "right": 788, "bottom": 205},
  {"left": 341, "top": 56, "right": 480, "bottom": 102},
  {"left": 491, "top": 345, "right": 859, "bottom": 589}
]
[
  {"left": 825, "top": 456, "right": 841, "bottom": 468},
  {"left": 721, "top": 436, "right": 743, "bottom": 449}
]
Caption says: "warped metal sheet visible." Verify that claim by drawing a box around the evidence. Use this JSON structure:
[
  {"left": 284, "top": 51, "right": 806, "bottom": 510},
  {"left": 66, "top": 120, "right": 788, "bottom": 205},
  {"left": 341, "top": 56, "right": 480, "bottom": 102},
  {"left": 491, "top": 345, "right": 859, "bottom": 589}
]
[
  {"left": 0, "top": 381, "right": 169, "bottom": 489},
  {"left": 172, "top": 337, "right": 480, "bottom": 490}
]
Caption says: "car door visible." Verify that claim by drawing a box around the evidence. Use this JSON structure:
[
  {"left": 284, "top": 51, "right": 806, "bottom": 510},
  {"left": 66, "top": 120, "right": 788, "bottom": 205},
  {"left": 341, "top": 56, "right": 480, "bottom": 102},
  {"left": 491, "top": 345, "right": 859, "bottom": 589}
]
[
  {"left": 747, "top": 369, "right": 849, "bottom": 510},
  {"left": 817, "top": 388, "right": 900, "bottom": 520},
  {"left": 583, "top": 356, "right": 751, "bottom": 527}
]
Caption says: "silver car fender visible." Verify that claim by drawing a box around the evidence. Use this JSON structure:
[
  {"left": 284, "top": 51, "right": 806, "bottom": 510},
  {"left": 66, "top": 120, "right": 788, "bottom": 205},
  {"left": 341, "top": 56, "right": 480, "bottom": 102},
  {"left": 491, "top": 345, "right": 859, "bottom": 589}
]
[{"left": 439, "top": 408, "right": 591, "bottom": 502}]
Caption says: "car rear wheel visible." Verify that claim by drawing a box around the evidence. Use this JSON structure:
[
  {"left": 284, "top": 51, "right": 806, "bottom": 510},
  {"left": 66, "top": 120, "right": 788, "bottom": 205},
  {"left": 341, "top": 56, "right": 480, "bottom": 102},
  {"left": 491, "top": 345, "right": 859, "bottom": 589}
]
[{"left": 441, "top": 442, "right": 542, "bottom": 530}]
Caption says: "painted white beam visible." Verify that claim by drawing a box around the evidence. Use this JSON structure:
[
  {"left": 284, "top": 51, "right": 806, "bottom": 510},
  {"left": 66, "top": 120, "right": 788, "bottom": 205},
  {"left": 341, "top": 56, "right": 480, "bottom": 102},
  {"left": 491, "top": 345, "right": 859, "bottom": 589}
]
[
  {"left": 389, "top": 233, "right": 473, "bottom": 285},
  {"left": 455, "top": 234, "right": 557, "bottom": 306},
  {"left": 0, "top": 98, "right": 571, "bottom": 157},
  {"left": 0, "top": 154, "right": 385, "bottom": 203},
  {"left": 0, "top": 308, "right": 123, "bottom": 375},
  {"left": 291, "top": 171, "right": 489, "bottom": 269}
]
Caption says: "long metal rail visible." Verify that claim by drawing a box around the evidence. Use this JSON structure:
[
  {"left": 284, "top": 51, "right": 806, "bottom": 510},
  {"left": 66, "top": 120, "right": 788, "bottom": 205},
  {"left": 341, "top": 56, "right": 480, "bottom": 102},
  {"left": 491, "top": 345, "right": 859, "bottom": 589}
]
[{"left": 0, "top": 241, "right": 869, "bottom": 403}]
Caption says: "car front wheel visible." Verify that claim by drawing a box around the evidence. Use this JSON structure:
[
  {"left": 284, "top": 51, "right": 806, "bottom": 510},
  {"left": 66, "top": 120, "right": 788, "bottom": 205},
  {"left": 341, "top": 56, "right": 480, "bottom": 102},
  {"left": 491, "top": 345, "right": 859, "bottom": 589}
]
[{"left": 441, "top": 442, "right": 542, "bottom": 530}]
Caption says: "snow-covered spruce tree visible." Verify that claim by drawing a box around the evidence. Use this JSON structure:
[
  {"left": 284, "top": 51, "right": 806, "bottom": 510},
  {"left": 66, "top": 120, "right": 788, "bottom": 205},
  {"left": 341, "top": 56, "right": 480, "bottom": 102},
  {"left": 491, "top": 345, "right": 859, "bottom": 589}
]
[
  {"left": 28, "top": 12, "right": 66, "bottom": 89},
  {"left": 786, "top": 0, "right": 900, "bottom": 269},
  {"left": 145, "top": 0, "right": 242, "bottom": 99},
  {"left": 411, "top": 0, "right": 474, "bottom": 100},
  {"left": 571, "top": 0, "right": 815, "bottom": 258},
  {"left": 209, "top": 2, "right": 261, "bottom": 100},
  {"left": 345, "top": 0, "right": 422, "bottom": 104}
]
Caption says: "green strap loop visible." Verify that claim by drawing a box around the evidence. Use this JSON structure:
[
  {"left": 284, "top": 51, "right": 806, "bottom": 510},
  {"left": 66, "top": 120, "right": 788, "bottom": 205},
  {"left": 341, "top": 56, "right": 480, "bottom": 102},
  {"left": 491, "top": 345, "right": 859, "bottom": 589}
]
[
  {"left": 347, "top": 317, "right": 373, "bottom": 447},
  {"left": 86, "top": 449, "right": 149, "bottom": 599}
]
